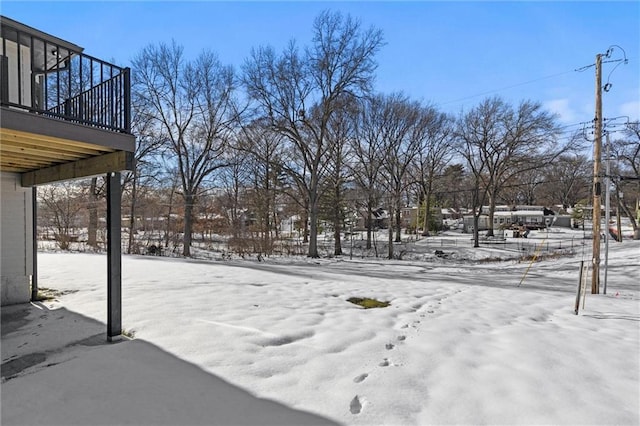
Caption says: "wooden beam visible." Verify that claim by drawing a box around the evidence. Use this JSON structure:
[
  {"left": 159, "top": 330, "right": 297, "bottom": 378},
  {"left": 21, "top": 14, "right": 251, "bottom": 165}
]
[
  {"left": 21, "top": 151, "right": 134, "bottom": 187},
  {"left": 2, "top": 143, "right": 87, "bottom": 162},
  {"left": 0, "top": 133, "right": 109, "bottom": 156},
  {"left": 2, "top": 153, "right": 54, "bottom": 168}
]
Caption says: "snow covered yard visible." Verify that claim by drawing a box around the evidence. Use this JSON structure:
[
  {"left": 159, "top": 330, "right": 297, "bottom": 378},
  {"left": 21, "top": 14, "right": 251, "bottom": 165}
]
[{"left": 3, "top": 238, "right": 639, "bottom": 425}]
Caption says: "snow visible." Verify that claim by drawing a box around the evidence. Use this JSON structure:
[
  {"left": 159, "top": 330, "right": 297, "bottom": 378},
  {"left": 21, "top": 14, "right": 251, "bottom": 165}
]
[{"left": 2, "top": 231, "right": 639, "bottom": 425}]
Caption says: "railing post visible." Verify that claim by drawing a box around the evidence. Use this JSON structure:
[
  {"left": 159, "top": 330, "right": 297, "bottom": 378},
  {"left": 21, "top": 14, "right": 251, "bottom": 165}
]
[
  {"left": 123, "top": 67, "right": 131, "bottom": 133},
  {"left": 0, "top": 55, "right": 8, "bottom": 104}
]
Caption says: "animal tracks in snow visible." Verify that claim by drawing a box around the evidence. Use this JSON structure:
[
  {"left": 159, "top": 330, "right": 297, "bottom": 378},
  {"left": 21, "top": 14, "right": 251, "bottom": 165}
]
[
  {"left": 350, "top": 336, "right": 407, "bottom": 413},
  {"left": 349, "top": 289, "right": 469, "bottom": 416},
  {"left": 350, "top": 395, "right": 363, "bottom": 414},
  {"left": 353, "top": 373, "right": 368, "bottom": 383}
]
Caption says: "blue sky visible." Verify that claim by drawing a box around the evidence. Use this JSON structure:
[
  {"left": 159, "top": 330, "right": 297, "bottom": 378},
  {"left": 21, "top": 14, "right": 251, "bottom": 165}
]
[{"left": 3, "top": 1, "right": 639, "bottom": 133}]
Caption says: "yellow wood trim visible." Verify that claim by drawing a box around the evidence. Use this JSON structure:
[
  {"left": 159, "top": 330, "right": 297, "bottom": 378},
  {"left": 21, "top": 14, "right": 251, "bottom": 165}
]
[
  {"left": 0, "top": 128, "right": 115, "bottom": 153},
  {"left": 21, "top": 151, "right": 134, "bottom": 186}
]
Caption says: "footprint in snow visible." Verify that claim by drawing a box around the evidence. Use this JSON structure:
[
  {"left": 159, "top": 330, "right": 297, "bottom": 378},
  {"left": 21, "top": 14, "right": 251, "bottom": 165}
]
[
  {"left": 385, "top": 343, "right": 395, "bottom": 350},
  {"left": 353, "top": 373, "right": 368, "bottom": 383},
  {"left": 397, "top": 335, "right": 406, "bottom": 341},
  {"left": 379, "top": 358, "right": 390, "bottom": 367},
  {"left": 350, "top": 395, "right": 363, "bottom": 414}
]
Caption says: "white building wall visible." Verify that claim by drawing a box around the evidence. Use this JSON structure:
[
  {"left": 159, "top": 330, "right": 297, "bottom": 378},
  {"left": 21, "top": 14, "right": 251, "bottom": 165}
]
[
  {"left": 1, "top": 172, "right": 33, "bottom": 305},
  {"left": 1, "top": 37, "right": 33, "bottom": 107}
]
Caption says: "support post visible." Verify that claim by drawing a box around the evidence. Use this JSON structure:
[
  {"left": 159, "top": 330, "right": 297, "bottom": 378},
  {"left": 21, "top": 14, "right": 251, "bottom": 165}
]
[
  {"left": 604, "top": 133, "right": 610, "bottom": 294},
  {"left": 575, "top": 260, "right": 584, "bottom": 315},
  {"left": 107, "top": 172, "right": 122, "bottom": 341},
  {"left": 31, "top": 187, "right": 38, "bottom": 301},
  {"left": 591, "top": 53, "right": 603, "bottom": 294}
]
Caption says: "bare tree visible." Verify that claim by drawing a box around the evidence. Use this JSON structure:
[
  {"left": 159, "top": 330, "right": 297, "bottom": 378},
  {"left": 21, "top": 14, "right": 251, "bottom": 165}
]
[
  {"left": 456, "top": 97, "right": 561, "bottom": 245},
  {"left": 611, "top": 122, "right": 640, "bottom": 238},
  {"left": 243, "top": 10, "right": 384, "bottom": 257},
  {"left": 86, "top": 177, "right": 101, "bottom": 249},
  {"left": 155, "top": 165, "right": 182, "bottom": 253},
  {"left": 38, "top": 183, "right": 84, "bottom": 250},
  {"left": 410, "top": 109, "right": 453, "bottom": 236},
  {"left": 497, "top": 168, "right": 542, "bottom": 206},
  {"left": 536, "top": 153, "right": 591, "bottom": 209},
  {"left": 376, "top": 93, "right": 426, "bottom": 257},
  {"left": 437, "top": 163, "right": 469, "bottom": 214},
  {"left": 350, "top": 95, "right": 386, "bottom": 249},
  {"left": 234, "top": 118, "right": 286, "bottom": 253},
  {"left": 323, "top": 94, "right": 358, "bottom": 255},
  {"left": 122, "top": 79, "right": 166, "bottom": 254},
  {"left": 216, "top": 155, "right": 250, "bottom": 243},
  {"left": 132, "top": 42, "right": 237, "bottom": 256}
]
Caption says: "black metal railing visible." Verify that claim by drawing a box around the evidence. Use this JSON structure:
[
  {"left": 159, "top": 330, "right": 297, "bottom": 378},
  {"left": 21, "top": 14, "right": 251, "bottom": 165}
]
[{"left": 1, "top": 21, "right": 130, "bottom": 133}]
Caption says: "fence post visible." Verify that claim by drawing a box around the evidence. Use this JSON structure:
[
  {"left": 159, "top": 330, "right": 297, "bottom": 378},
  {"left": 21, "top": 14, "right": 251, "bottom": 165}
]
[{"left": 575, "top": 260, "right": 584, "bottom": 314}]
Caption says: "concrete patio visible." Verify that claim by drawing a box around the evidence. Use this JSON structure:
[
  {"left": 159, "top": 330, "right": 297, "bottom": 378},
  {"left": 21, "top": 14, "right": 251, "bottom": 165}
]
[{"left": 1, "top": 302, "right": 338, "bottom": 426}]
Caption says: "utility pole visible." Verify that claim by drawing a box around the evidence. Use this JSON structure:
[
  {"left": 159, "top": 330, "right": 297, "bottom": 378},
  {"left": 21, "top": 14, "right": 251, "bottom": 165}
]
[
  {"left": 591, "top": 53, "right": 603, "bottom": 294},
  {"left": 604, "top": 133, "right": 611, "bottom": 295}
]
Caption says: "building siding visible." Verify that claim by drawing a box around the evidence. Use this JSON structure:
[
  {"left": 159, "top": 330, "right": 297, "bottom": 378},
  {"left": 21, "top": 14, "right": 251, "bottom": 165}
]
[{"left": 1, "top": 172, "right": 33, "bottom": 305}]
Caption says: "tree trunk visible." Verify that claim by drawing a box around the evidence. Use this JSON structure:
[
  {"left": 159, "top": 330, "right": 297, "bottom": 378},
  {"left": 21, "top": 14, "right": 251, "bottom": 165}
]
[
  {"left": 473, "top": 213, "right": 480, "bottom": 248},
  {"left": 87, "top": 177, "right": 99, "bottom": 249},
  {"left": 424, "top": 188, "right": 434, "bottom": 237},
  {"left": 616, "top": 188, "right": 640, "bottom": 241},
  {"left": 263, "top": 196, "right": 271, "bottom": 254},
  {"left": 183, "top": 193, "right": 194, "bottom": 257},
  {"left": 334, "top": 222, "right": 342, "bottom": 255},
  {"left": 302, "top": 209, "right": 309, "bottom": 243},
  {"left": 366, "top": 203, "right": 373, "bottom": 250},
  {"left": 127, "top": 173, "right": 137, "bottom": 254},
  {"left": 395, "top": 205, "right": 402, "bottom": 243},
  {"left": 486, "top": 191, "right": 496, "bottom": 237},
  {"left": 165, "top": 189, "right": 174, "bottom": 249},
  {"left": 333, "top": 184, "right": 342, "bottom": 256},
  {"left": 388, "top": 203, "right": 394, "bottom": 259},
  {"left": 472, "top": 186, "right": 480, "bottom": 248},
  {"left": 422, "top": 192, "right": 429, "bottom": 236},
  {"left": 308, "top": 190, "right": 319, "bottom": 258}
]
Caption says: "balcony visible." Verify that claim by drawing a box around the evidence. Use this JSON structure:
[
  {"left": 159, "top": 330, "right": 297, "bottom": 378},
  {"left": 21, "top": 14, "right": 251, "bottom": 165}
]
[{"left": 0, "top": 15, "right": 134, "bottom": 186}]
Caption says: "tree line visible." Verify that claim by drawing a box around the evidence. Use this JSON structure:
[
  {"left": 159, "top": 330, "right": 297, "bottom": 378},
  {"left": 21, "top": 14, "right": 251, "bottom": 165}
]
[{"left": 38, "top": 10, "right": 640, "bottom": 258}]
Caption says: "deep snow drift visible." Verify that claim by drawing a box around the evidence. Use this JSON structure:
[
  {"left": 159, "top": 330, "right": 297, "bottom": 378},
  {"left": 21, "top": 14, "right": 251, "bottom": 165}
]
[{"left": 2, "top": 232, "right": 639, "bottom": 425}]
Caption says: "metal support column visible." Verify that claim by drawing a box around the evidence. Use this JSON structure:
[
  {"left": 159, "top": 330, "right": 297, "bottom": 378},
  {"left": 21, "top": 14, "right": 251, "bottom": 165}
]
[
  {"left": 107, "top": 172, "right": 122, "bottom": 341},
  {"left": 31, "top": 187, "right": 38, "bottom": 301}
]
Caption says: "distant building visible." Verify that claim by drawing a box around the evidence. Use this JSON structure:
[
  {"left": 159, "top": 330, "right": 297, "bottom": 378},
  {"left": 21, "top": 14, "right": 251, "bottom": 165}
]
[{"left": 462, "top": 206, "right": 555, "bottom": 233}]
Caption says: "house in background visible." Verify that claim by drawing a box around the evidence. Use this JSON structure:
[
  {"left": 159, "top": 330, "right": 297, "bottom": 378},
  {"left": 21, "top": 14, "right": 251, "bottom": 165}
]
[
  {"left": 462, "top": 205, "right": 556, "bottom": 233},
  {"left": 0, "top": 16, "right": 134, "bottom": 340}
]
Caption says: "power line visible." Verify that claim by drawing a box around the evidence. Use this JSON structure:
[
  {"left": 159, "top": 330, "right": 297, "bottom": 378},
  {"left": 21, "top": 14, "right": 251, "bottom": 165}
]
[
  {"left": 435, "top": 69, "right": 577, "bottom": 107},
  {"left": 436, "top": 45, "right": 632, "bottom": 112}
]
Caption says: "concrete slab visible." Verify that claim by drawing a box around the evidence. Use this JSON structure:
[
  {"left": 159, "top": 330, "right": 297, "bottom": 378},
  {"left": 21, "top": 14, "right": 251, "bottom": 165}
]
[{"left": 1, "top": 303, "right": 339, "bottom": 426}]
